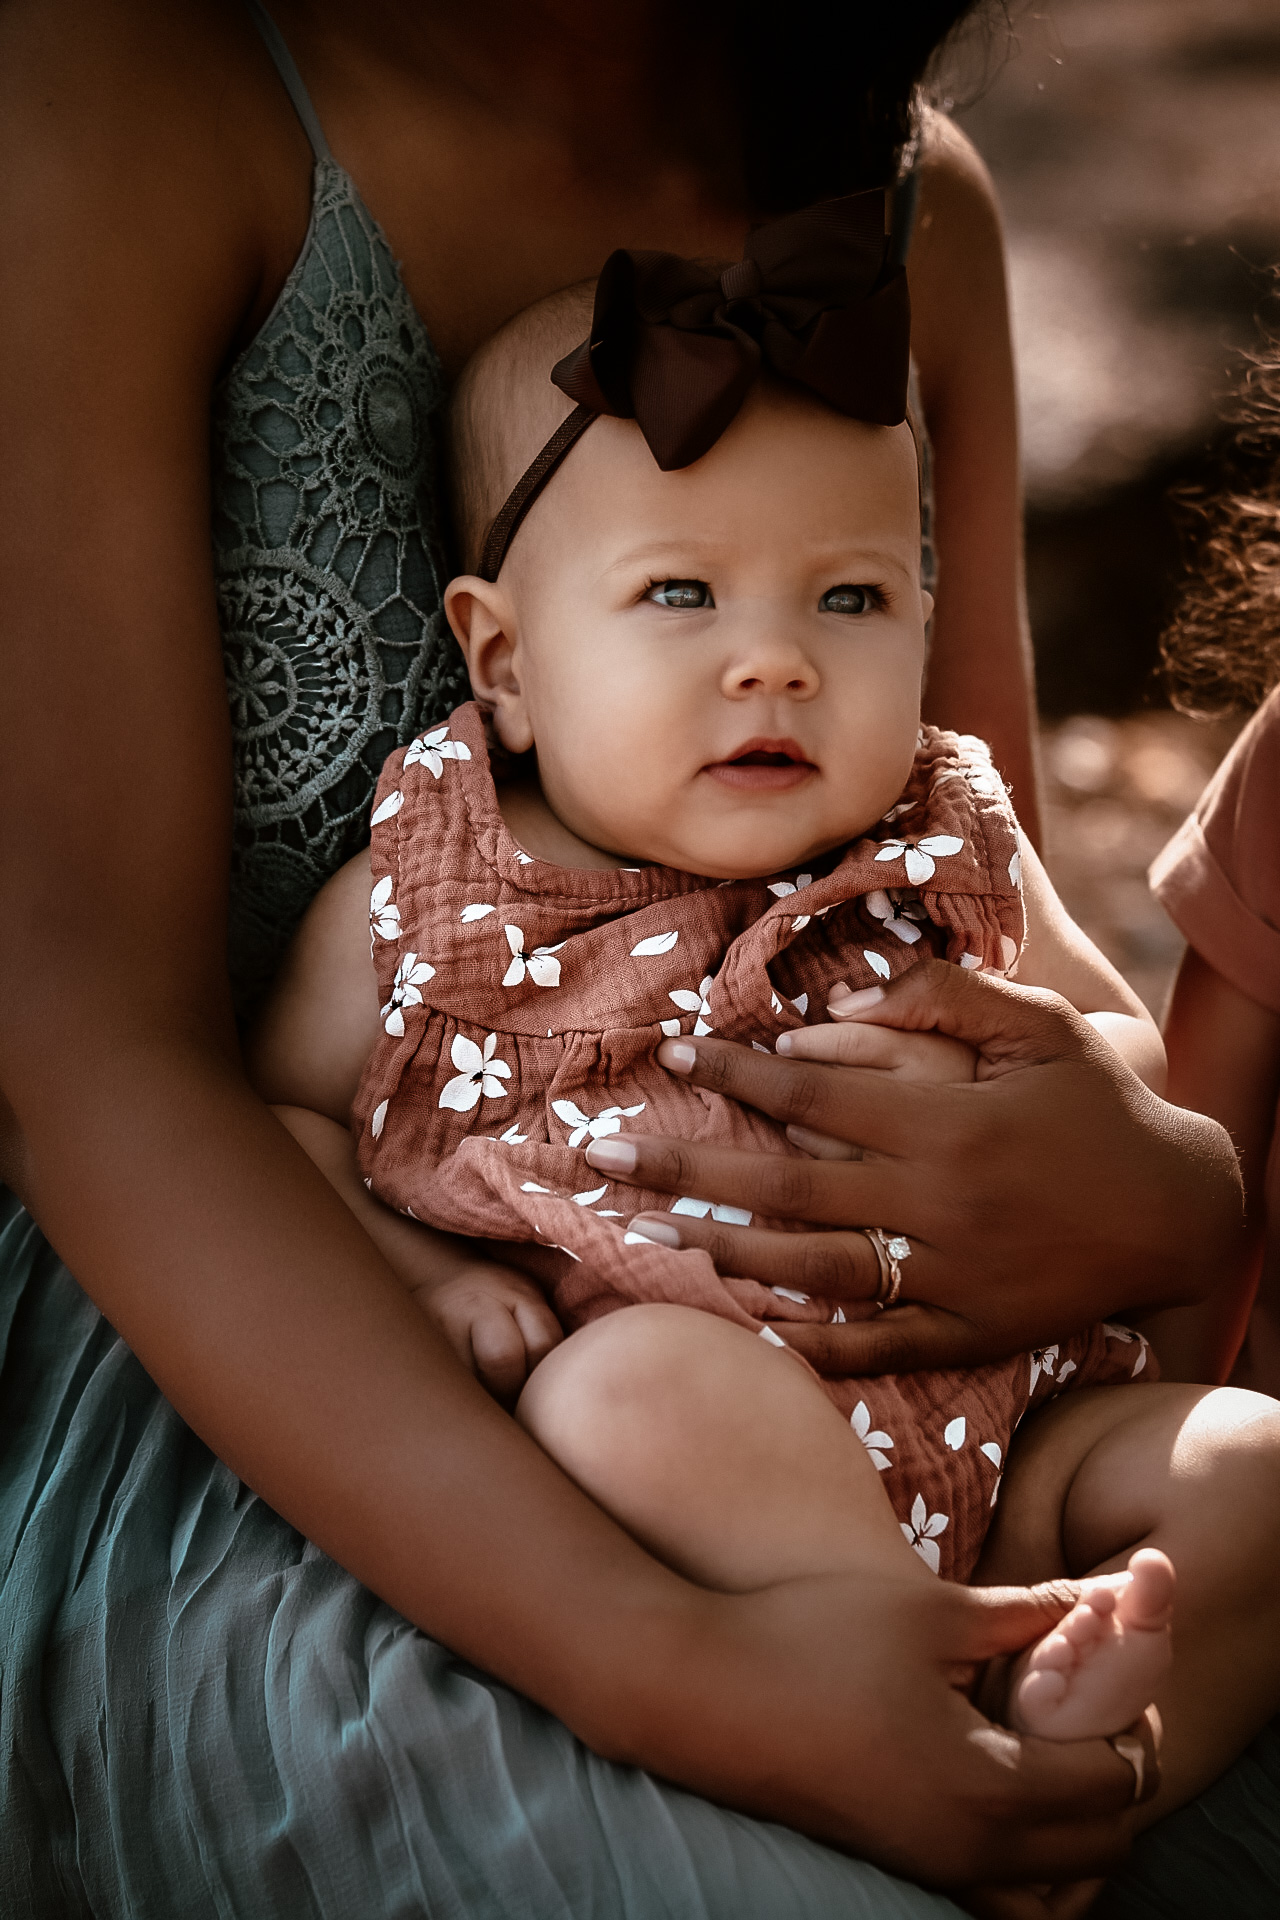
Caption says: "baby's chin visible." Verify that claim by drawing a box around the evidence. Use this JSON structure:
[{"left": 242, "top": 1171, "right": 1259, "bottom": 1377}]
[{"left": 604, "top": 817, "right": 864, "bottom": 881}]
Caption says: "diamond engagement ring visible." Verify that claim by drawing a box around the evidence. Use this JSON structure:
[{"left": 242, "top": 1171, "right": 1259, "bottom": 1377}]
[{"left": 864, "top": 1228, "right": 911, "bottom": 1309}]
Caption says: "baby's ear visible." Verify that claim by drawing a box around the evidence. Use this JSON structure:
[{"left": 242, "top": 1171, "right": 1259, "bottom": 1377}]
[{"left": 443, "top": 576, "right": 534, "bottom": 755}]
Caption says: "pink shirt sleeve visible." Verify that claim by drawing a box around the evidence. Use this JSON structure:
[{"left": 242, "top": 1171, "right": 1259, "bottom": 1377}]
[{"left": 1150, "top": 687, "right": 1280, "bottom": 1014}]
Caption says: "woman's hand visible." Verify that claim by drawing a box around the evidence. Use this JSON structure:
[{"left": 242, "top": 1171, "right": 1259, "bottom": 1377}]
[
  {"left": 585, "top": 960, "right": 1244, "bottom": 1374},
  {"left": 627, "top": 1568, "right": 1158, "bottom": 1887}
]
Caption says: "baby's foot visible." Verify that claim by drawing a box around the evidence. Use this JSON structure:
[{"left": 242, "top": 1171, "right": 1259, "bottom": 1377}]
[{"left": 1007, "top": 1548, "right": 1174, "bottom": 1741}]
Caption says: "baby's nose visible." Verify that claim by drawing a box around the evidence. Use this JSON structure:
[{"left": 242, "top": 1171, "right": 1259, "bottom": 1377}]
[{"left": 724, "top": 636, "right": 818, "bottom": 698}]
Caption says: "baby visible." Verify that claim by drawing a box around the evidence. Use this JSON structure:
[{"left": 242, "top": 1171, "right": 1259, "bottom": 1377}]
[{"left": 254, "top": 204, "right": 1195, "bottom": 1765}]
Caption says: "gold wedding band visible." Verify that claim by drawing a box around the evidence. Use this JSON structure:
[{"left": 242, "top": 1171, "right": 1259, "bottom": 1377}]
[{"left": 864, "top": 1227, "right": 911, "bottom": 1309}]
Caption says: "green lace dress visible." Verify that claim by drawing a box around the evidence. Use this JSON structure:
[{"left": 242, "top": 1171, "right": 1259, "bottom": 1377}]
[{"left": 1, "top": 9, "right": 1276, "bottom": 1914}]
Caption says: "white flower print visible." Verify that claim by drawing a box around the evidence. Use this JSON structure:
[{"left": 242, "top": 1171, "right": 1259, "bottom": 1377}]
[
  {"left": 405, "top": 724, "right": 472, "bottom": 779},
  {"left": 865, "top": 888, "right": 922, "bottom": 946},
  {"left": 901, "top": 1493, "right": 949, "bottom": 1573},
  {"left": 944, "top": 1416, "right": 967, "bottom": 1450},
  {"left": 572, "top": 1185, "right": 624, "bottom": 1215},
  {"left": 959, "top": 953, "right": 982, "bottom": 970},
  {"left": 502, "top": 925, "right": 565, "bottom": 988},
  {"left": 851, "top": 1401, "right": 894, "bottom": 1472},
  {"left": 460, "top": 903, "right": 495, "bottom": 923},
  {"left": 370, "top": 789, "right": 404, "bottom": 825},
  {"left": 980, "top": 1442, "right": 1002, "bottom": 1468},
  {"left": 552, "top": 1098, "right": 646, "bottom": 1148},
  {"left": 864, "top": 950, "right": 891, "bottom": 981},
  {"left": 1009, "top": 849, "right": 1023, "bottom": 889},
  {"left": 881, "top": 800, "right": 916, "bottom": 824},
  {"left": 670, "top": 1196, "right": 751, "bottom": 1226},
  {"left": 439, "top": 1032, "right": 512, "bottom": 1111},
  {"left": 514, "top": 850, "right": 534, "bottom": 866},
  {"left": 497, "top": 1123, "right": 528, "bottom": 1144},
  {"left": 381, "top": 951, "right": 436, "bottom": 1036},
  {"left": 630, "top": 930, "right": 680, "bottom": 957},
  {"left": 875, "top": 835, "right": 964, "bottom": 887},
  {"left": 371, "top": 1099, "right": 388, "bottom": 1139},
  {"left": 1029, "top": 1344, "right": 1060, "bottom": 1394},
  {"left": 369, "top": 875, "right": 401, "bottom": 945},
  {"left": 669, "top": 975, "right": 714, "bottom": 1035},
  {"left": 791, "top": 993, "right": 809, "bottom": 1016},
  {"left": 771, "top": 1286, "right": 809, "bottom": 1304},
  {"left": 768, "top": 872, "right": 813, "bottom": 931}
]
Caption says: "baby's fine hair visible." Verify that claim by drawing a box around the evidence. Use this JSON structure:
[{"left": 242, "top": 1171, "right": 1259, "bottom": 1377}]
[
  {"left": 1162, "top": 320, "right": 1280, "bottom": 716},
  {"left": 447, "top": 277, "right": 925, "bottom": 577},
  {"left": 447, "top": 283, "right": 597, "bottom": 575}
]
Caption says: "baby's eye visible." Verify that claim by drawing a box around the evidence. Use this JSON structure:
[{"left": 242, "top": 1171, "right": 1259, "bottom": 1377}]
[
  {"left": 820, "top": 584, "right": 878, "bottom": 616},
  {"left": 646, "top": 579, "right": 714, "bottom": 610}
]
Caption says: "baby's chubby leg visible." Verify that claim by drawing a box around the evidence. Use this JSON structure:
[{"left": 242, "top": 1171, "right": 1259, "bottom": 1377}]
[
  {"left": 977, "top": 1381, "right": 1280, "bottom": 1821},
  {"left": 517, "top": 1304, "right": 928, "bottom": 1594}
]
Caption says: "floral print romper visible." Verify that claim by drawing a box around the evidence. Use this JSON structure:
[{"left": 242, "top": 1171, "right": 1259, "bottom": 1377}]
[{"left": 353, "top": 701, "right": 1151, "bottom": 1580}]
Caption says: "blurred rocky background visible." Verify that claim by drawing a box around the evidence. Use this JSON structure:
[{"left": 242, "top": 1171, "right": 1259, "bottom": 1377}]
[{"left": 947, "top": 0, "right": 1280, "bottom": 1012}]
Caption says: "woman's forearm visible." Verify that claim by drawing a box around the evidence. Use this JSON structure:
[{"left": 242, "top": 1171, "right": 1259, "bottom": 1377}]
[{"left": 10, "top": 1034, "right": 695, "bottom": 1744}]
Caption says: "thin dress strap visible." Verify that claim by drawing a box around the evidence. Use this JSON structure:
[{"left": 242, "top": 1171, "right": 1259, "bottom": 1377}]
[{"left": 243, "top": 0, "right": 334, "bottom": 163}]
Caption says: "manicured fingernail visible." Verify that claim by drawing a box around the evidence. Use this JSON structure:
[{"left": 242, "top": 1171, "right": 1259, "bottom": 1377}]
[
  {"left": 827, "top": 984, "right": 885, "bottom": 1017},
  {"left": 625, "top": 1216, "right": 682, "bottom": 1248},
  {"left": 658, "top": 1040, "right": 698, "bottom": 1074},
  {"left": 585, "top": 1136, "right": 638, "bottom": 1173}
]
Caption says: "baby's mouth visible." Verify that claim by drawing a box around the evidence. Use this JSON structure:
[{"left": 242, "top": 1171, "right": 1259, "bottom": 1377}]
[{"left": 704, "top": 738, "right": 817, "bottom": 792}]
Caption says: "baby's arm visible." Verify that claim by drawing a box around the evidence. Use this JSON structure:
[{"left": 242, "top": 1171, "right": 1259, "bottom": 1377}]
[
  {"left": 1012, "top": 832, "right": 1166, "bottom": 1093},
  {"left": 248, "top": 852, "right": 561, "bottom": 1400}
]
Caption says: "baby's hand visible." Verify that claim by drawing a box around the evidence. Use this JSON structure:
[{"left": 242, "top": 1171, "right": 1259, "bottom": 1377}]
[{"left": 411, "top": 1262, "right": 563, "bottom": 1404}]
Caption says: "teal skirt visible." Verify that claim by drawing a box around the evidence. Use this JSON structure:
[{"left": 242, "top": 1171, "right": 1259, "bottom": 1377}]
[{"left": 2, "top": 1190, "right": 1276, "bottom": 1918}]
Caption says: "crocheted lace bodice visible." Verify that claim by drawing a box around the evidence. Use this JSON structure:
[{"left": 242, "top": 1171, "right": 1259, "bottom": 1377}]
[{"left": 212, "top": 158, "right": 470, "bottom": 1012}]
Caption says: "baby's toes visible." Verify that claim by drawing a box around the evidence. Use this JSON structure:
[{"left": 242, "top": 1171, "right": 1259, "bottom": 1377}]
[
  {"left": 1059, "top": 1600, "right": 1111, "bottom": 1650},
  {"left": 1016, "top": 1666, "right": 1069, "bottom": 1714},
  {"left": 1030, "top": 1630, "right": 1076, "bottom": 1674}
]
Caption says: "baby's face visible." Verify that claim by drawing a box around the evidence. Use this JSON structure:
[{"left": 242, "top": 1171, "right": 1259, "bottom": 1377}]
[{"left": 451, "top": 383, "right": 930, "bottom": 879}]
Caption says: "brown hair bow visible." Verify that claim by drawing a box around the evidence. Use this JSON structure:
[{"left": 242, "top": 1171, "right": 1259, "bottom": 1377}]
[{"left": 478, "top": 188, "right": 910, "bottom": 581}]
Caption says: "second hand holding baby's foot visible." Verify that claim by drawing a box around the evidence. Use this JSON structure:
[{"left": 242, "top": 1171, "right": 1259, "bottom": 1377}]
[{"left": 1008, "top": 1548, "right": 1175, "bottom": 1743}]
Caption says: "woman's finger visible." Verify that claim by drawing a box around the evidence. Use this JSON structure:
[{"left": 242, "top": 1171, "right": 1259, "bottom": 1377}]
[
  {"left": 782, "top": 1302, "right": 983, "bottom": 1375},
  {"left": 585, "top": 1128, "right": 919, "bottom": 1228},
  {"left": 628, "top": 1212, "right": 886, "bottom": 1302},
  {"left": 785, "top": 1123, "right": 860, "bottom": 1160},
  {"left": 650, "top": 1034, "right": 929, "bottom": 1154},
  {"left": 818, "top": 954, "right": 1086, "bottom": 1072}
]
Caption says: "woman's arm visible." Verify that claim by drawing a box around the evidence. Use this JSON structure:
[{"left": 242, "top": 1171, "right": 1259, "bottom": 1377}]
[
  {"left": 1143, "top": 947, "right": 1280, "bottom": 1383},
  {"left": 910, "top": 112, "right": 1042, "bottom": 844}
]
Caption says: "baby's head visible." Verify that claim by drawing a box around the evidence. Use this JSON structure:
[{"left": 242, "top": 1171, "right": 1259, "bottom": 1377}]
[{"left": 444, "top": 280, "right": 931, "bottom": 880}]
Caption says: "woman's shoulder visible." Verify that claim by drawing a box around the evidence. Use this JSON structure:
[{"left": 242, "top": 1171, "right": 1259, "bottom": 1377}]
[{"left": 0, "top": 0, "right": 310, "bottom": 365}]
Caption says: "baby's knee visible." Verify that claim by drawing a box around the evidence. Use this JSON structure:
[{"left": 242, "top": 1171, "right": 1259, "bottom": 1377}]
[{"left": 516, "top": 1303, "right": 748, "bottom": 1468}]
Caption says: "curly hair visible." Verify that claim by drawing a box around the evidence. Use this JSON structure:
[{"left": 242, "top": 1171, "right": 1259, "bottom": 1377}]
[{"left": 1162, "top": 325, "right": 1280, "bottom": 716}]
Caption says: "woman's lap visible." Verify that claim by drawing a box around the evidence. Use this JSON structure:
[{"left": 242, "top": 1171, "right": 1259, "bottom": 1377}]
[
  {"left": 0, "top": 1192, "right": 955, "bottom": 1920},
  {"left": 2, "top": 1192, "right": 1277, "bottom": 1919}
]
